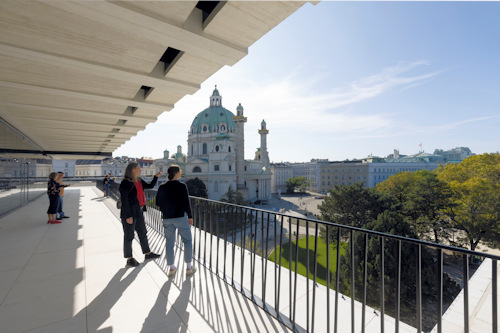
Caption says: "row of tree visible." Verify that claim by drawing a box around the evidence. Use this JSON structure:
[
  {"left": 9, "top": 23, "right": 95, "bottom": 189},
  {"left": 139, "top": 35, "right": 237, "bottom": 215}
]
[
  {"left": 318, "top": 153, "right": 500, "bottom": 251},
  {"left": 316, "top": 153, "right": 498, "bottom": 330}
]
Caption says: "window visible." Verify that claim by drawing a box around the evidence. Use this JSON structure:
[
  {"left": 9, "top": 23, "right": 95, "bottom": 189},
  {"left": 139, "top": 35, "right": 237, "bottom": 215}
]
[
  {"left": 193, "top": 166, "right": 201, "bottom": 173},
  {"left": 191, "top": 145, "right": 193, "bottom": 155},
  {"left": 203, "top": 125, "right": 208, "bottom": 133},
  {"left": 229, "top": 164, "right": 232, "bottom": 171},
  {"left": 215, "top": 145, "right": 220, "bottom": 152},
  {"left": 228, "top": 146, "right": 231, "bottom": 152},
  {"left": 214, "top": 165, "right": 219, "bottom": 171},
  {"left": 202, "top": 143, "right": 207, "bottom": 154},
  {"left": 244, "top": 166, "right": 247, "bottom": 171}
]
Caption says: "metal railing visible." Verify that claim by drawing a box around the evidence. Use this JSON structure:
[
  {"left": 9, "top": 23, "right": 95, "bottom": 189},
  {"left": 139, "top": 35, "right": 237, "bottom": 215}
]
[{"left": 114, "top": 185, "right": 498, "bottom": 333}]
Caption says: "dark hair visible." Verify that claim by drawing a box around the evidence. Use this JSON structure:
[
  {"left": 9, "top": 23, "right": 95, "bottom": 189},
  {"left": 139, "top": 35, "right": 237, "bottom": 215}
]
[
  {"left": 124, "top": 162, "right": 139, "bottom": 182},
  {"left": 167, "top": 165, "right": 180, "bottom": 180}
]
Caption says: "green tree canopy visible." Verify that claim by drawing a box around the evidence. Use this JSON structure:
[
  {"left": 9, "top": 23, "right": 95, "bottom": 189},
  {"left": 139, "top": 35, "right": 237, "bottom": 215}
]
[
  {"left": 436, "top": 153, "right": 500, "bottom": 250},
  {"left": 186, "top": 177, "right": 208, "bottom": 198},
  {"left": 220, "top": 186, "right": 248, "bottom": 206},
  {"left": 376, "top": 170, "right": 452, "bottom": 243},
  {"left": 319, "top": 183, "right": 388, "bottom": 228},
  {"left": 285, "top": 176, "right": 311, "bottom": 194}
]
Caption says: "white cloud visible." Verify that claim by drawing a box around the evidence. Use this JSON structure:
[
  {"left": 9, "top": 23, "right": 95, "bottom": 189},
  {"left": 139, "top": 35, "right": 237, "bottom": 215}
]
[{"left": 114, "top": 61, "right": 441, "bottom": 160}]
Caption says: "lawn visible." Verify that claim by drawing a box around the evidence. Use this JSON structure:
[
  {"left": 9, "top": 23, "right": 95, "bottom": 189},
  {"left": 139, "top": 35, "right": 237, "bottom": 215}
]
[{"left": 268, "top": 236, "right": 347, "bottom": 288}]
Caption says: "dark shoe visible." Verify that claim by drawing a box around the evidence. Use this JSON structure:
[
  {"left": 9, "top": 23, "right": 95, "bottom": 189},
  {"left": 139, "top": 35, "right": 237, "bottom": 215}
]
[
  {"left": 56, "top": 217, "right": 62, "bottom": 220},
  {"left": 62, "top": 216, "right": 70, "bottom": 218},
  {"left": 126, "top": 258, "right": 139, "bottom": 267},
  {"left": 145, "top": 252, "right": 160, "bottom": 260}
]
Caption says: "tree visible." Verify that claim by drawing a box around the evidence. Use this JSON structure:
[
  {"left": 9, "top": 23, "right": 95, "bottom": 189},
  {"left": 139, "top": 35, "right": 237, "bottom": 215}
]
[
  {"left": 285, "top": 176, "right": 311, "bottom": 194},
  {"left": 338, "top": 211, "right": 460, "bottom": 331},
  {"left": 220, "top": 186, "right": 248, "bottom": 206},
  {"left": 186, "top": 177, "right": 208, "bottom": 198},
  {"left": 319, "top": 183, "right": 388, "bottom": 228},
  {"left": 376, "top": 170, "right": 452, "bottom": 243},
  {"left": 318, "top": 183, "right": 389, "bottom": 244},
  {"left": 436, "top": 153, "right": 500, "bottom": 250}
]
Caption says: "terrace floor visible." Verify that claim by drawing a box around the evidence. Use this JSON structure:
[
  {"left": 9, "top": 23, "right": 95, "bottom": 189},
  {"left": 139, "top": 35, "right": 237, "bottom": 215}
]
[{"left": 0, "top": 186, "right": 291, "bottom": 332}]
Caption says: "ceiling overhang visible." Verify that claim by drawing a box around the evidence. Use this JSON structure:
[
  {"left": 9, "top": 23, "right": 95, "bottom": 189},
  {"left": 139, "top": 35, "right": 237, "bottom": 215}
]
[{"left": 0, "top": 0, "right": 310, "bottom": 160}]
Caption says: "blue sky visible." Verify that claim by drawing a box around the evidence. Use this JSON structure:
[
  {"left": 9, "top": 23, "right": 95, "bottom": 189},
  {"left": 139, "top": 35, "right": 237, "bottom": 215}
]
[{"left": 113, "top": 1, "right": 500, "bottom": 162}]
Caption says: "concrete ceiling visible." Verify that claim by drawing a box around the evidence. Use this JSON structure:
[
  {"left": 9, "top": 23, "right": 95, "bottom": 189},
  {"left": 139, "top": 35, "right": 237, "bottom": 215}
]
[{"left": 0, "top": 0, "right": 309, "bottom": 159}]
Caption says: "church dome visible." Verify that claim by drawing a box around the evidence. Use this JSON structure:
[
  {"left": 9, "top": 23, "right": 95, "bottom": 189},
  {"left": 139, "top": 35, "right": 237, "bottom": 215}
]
[{"left": 190, "top": 86, "right": 236, "bottom": 135}]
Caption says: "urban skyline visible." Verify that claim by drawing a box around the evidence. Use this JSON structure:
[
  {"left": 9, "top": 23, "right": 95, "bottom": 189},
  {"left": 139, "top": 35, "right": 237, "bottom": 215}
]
[{"left": 113, "top": 1, "right": 500, "bottom": 162}]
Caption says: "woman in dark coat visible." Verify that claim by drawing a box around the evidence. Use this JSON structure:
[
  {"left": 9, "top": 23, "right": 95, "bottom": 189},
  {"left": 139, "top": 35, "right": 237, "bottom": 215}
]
[{"left": 119, "top": 162, "right": 162, "bottom": 267}]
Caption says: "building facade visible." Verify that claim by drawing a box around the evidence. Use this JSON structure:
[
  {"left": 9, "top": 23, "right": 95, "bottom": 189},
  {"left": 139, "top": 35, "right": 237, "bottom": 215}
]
[
  {"left": 155, "top": 146, "right": 187, "bottom": 175},
  {"left": 270, "top": 163, "right": 293, "bottom": 194},
  {"left": 185, "top": 87, "right": 272, "bottom": 201}
]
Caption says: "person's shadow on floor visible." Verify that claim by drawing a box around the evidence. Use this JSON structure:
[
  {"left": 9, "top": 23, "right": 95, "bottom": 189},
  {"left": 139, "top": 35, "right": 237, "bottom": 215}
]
[
  {"left": 141, "top": 278, "right": 192, "bottom": 332},
  {"left": 76, "top": 266, "right": 143, "bottom": 332}
]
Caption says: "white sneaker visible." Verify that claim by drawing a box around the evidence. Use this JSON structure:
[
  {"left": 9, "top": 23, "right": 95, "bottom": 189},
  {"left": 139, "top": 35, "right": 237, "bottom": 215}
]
[
  {"left": 167, "top": 267, "right": 177, "bottom": 277},
  {"left": 186, "top": 266, "right": 197, "bottom": 277}
]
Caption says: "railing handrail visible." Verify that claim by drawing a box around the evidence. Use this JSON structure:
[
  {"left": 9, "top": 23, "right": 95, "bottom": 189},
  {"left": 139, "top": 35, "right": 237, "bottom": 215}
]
[{"left": 188, "top": 195, "right": 500, "bottom": 261}]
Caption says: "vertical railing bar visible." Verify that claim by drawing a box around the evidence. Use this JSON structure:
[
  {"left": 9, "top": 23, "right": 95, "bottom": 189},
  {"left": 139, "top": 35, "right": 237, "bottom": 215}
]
[
  {"left": 380, "top": 236, "right": 385, "bottom": 333},
  {"left": 277, "top": 214, "right": 284, "bottom": 314},
  {"left": 332, "top": 225, "right": 337, "bottom": 333},
  {"left": 463, "top": 254, "right": 469, "bottom": 333},
  {"left": 362, "top": 233, "right": 368, "bottom": 333},
  {"left": 240, "top": 208, "right": 246, "bottom": 293},
  {"left": 306, "top": 220, "right": 310, "bottom": 333},
  {"left": 193, "top": 199, "right": 198, "bottom": 259},
  {"left": 416, "top": 244, "right": 422, "bottom": 333},
  {"left": 312, "top": 223, "right": 319, "bottom": 333},
  {"left": 289, "top": 216, "right": 293, "bottom": 320},
  {"left": 203, "top": 201, "right": 208, "bottom": 265},
  {"left": 493, "top": 259, "right": 497, "bottom": 333},
  {"left": 263, "top": 212, "right": 270, "bottom": 305},
  {"left": 351, "top": 229, "right": 355, "bottom": 333},
  {"left": 209, "top": 203, "right": 213, "bottom": 269},
  {"left": 437, "top": 248, "right": 443, "bottom": 333},
  {"left": 292, "top": 219, "right": 300, "bottom": 327},
  {"left": 224, "top": 202, "right": 228, "bottom": 279},
  {"left": 252, "top": 210, "right": 259, "bottom": 297},
  {"left": 232, "top": 205, "right": 236, "bottom": 284},
  {"left": 395, "top": 240, "right": 401, "bottom": 333},
  {"left": 250, "top": 209, "right": 256, "bottom": 297},
  {"left": 216, "top": 203, "right": 220, "bottom": 275},
  {"left": 396, "top": 240, "right": 401, "bottom": 333}
]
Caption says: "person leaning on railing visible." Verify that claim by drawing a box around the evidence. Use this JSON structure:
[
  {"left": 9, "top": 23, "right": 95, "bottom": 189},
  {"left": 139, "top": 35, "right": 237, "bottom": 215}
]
[
  {"left": 119, "top": 162, "right": 162, "bottom": 267},
  {"left": 155, "top": 164, "right": 196, "bottom": 277}
]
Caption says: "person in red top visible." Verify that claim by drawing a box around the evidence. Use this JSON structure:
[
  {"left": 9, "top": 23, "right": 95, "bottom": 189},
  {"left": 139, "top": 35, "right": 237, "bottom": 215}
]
[{"left": 119, "top": 162, "right": 162, "bottom": 267}]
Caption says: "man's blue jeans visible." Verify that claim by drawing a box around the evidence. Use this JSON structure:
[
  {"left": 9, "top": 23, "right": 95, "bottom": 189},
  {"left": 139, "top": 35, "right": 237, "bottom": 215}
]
[
  {"left": 56, "top": 196, "right": 65, "bottom": 218},
  {"left": 163, "top": 216, "right": 193, "bottom": 266}
]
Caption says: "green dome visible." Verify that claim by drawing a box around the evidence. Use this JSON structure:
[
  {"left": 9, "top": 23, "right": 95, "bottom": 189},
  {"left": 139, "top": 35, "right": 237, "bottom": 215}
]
[
  {"left": 190, "top": 86, "right": 236, "bottom": 134},
  {"left": 190, "top": 107, "right": 236, "bottom": 134}
]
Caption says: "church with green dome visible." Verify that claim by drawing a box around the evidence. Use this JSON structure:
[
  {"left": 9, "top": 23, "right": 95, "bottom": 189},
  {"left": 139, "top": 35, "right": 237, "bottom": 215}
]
[{"left": 185, "top": 86, "right": 272, "bottom": 202}]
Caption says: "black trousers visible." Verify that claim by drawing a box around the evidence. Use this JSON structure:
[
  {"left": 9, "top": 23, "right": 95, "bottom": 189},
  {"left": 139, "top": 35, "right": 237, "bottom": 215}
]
[{"left": 121, "top": 212, "right": 151, "bottom": 258}]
